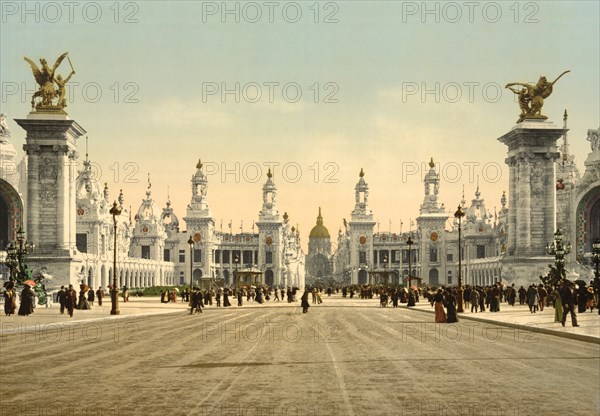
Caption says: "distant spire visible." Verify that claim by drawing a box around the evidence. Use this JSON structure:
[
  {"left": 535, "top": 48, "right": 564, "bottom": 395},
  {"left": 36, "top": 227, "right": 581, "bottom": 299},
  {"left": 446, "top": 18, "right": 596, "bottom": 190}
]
[
  {"left": 359, "top": 168, "right": 364, "bottom": 177},
  {"left": 166, "top": 186, "right": 171, "bottom": 206},
  {"left": 562, "top": 109, "right": 569, "bottom": 162},
  {"left": 475, "top": 176, "right": 481, "bottom": 198},
  {"left": 147, "top": 173, "right": 151, "bottom": 189},
  {"left": 429, "top": 157, "right": 435, "bottom": 168},
  {"left": 85, "top": 136, "right": 89, "bottom": 163},
  {"left": 460, "top": 185, "right": 466, "bottom": 207},
  {"left": 316, "top": 207, "right": 323, "bottom": 225},
  {"left": 196, "top": 158, "right": 203, "bottom": 169}
]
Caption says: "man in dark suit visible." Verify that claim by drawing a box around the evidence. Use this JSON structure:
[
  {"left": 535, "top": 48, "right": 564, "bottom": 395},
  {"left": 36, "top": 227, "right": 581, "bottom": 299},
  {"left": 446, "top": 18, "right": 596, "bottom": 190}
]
[
  {"left": 57, "top": 286, "right": 67, "bottom": 314},
  {"left": 96, "top": 287, "right": 104, "bottom": 306},
  {"left": 65, "top": 284, "right": 77, "bottom": 317},
  {"left": 560, "top": 281, "right": 579, "bottom": 327}
]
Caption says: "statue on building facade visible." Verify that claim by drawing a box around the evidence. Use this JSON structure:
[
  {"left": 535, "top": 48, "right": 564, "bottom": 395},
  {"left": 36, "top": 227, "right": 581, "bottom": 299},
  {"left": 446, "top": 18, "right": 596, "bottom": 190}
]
[
  {"left": 24, "top": 52, "right": 75, "bottom": 111},
  {"left": 505, "top": 71, "right": 570, "bottom": 123},
  {"left": 0, "top": 113, "right": 10, "bottom": 141},
  {"left": 587, "top": 128, "right": 599, "bottom": 152}
]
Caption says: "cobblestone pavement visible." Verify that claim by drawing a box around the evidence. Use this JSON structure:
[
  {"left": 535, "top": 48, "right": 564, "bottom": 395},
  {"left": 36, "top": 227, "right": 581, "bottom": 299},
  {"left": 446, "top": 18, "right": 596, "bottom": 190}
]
[{"left": 1, "top": 295, "right": 599, "bottom": 416}]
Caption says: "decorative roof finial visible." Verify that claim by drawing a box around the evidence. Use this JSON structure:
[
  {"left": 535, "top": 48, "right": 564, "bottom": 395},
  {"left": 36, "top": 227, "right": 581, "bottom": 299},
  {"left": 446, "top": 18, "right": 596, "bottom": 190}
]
[
  {"left": 359, "top": 168, "right": 364, "bottom": 178},
  {"left": 196, "top": 159, "right": 203, "bottom": 169},
  {"left": 429, "top": 157, "right": 435, "bottom": 168},
  {"left": 267, "top": 168, "right": 272, "bottom": 179}
]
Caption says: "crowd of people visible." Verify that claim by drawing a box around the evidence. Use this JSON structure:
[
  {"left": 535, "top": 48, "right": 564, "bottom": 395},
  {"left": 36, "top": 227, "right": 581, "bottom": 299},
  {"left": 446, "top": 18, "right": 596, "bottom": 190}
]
[{"left": 3, "top": 277, "right": 599, "bottom": 327}]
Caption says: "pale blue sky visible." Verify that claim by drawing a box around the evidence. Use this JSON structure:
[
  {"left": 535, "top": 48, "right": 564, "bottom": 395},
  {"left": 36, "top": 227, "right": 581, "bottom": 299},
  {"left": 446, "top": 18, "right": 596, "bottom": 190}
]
[{"left": 1, "top": 1, "right": 598, "bottom": 245}]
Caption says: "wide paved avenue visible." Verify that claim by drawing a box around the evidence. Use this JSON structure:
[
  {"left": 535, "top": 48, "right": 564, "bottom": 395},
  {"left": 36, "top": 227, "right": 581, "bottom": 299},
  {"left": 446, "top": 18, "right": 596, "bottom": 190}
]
[{"left": 1, "top": 298, "right": 598, "bottom": 416}]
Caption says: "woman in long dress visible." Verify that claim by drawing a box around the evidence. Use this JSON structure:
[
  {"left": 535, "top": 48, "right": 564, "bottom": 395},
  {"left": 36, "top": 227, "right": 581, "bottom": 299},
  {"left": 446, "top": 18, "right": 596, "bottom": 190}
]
[
  {"left": 78, "top": 285, "right": 91, "bottom": 310},
  {"left": 17, "top": 284, "right": 35, "bottom": 316},
  {"left": 445, "top": 290, "right": 459, "bottom": 323},
  {"left": 301, "top": 290, "right": 310, "bottom": 313},
  {"left": 553, "top": 287, "right": 564, "bottom": 323},
  {"left": 433, "top": 289, "right": 447, "bottom": 323}
]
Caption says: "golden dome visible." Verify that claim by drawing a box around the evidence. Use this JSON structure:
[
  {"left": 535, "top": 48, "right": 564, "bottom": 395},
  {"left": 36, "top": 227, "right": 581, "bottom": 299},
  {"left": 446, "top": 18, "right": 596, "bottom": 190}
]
[{"left": 309, "top": 207, "right": 330, "bottom": 239}]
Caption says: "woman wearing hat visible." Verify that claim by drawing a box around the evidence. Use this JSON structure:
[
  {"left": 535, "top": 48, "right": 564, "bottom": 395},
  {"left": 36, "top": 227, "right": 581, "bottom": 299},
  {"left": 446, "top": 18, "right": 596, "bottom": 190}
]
[
  {"left": 3, "top": 282, "right": 17, "bottom": 316},
  {"left": 17, "top": 284, "right": 35, "bottom": 316}
]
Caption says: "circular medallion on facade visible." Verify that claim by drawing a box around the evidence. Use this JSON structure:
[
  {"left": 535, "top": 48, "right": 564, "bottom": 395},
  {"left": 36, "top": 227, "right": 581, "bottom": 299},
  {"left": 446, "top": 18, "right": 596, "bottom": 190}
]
[
  {"left": 245, "top": 237, "right": 251, "bottom": 242},
  {"left": 194, "top": 232, "right": 202, "bottom": 242},
  {"left": 392, "top": 234, "right": 398, "bottom": 241},
  {"left": 77, "top": 207, "right": 85, "bottom": 216},
  {"left": 359, "top": 236, "right": 367, "bottom": 245},
  {"left": 142, "top": 225, "right": 149, "bottom": 233},
  {"left": 430, "top": 232, "right": 438, "bottom": 242},
  {"left": 266, "top": 236, "right": 273, "bottom": 246},
  {"left": 224, "top": 235, "right": 229, "bottom": 241},
  {"left": 234, "top": 236, "right": 240, "bottom": 242},
  {"left": 382, "top": 235, "right": 387, "bottom": 241},
  {"left": 478, "top": 226, "right": 484, "bottom": 232}
]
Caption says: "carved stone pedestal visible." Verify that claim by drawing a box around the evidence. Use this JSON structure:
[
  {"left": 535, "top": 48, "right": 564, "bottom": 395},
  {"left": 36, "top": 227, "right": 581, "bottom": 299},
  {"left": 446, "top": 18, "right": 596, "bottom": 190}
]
[
  {"left": 15, "top": 112, "right": 85, "bottom": 287},
  {"left": 498, "top": 119, "right": 566, "bottom": 285}
]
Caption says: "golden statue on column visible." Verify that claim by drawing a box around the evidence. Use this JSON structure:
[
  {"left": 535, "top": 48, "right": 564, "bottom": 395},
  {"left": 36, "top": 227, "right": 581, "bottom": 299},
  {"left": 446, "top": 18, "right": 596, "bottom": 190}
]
[
  {"left": 24, "top": 52, "right": 75, "bottom": 112},
  {"left": 505, "top": 70, "right": 570, "bottom": 123}
]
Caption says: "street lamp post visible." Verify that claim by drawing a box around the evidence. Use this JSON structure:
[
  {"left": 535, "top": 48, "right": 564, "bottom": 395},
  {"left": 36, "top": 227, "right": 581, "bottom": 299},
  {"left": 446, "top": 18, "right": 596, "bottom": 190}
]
[
  {"left": 109, "top": 202, "right": 122, "bottom": 315},
  {"left": 4, "top": 227, "right": 35, "bottom": 284},
  {"left": 406, "top": 234, "right": 415, "bottom": 307},
  {"left": 546, "top": 230, "right": 570, "bottom": 283},
  {"left": 454, "top": 205, "right": 465, "bottom": 313},
  {"left": 187, "top": 236, "right": 194, "bottom": 292},
  {"left": 382, "top": 254, "right": 388, "bottom": 285}
]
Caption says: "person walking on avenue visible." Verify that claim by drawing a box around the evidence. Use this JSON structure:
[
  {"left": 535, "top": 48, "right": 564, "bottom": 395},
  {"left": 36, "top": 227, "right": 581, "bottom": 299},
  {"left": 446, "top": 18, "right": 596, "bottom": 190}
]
[
  {"left": 57, "top": 285, "right": 67, "bottom": 314},
  {"left": 433, "top": 289, "right": 447, "bottom": 323},
  {"left": 537, "top": 284, "right": 547, "bottom": 312},
  {"left": 87, "top": 288, "right": 95, "bottom": 306},
  {"left": 560, "top": 281, "right": 579, "bottom": 327},
  {"left": 3, "top": 282, "right": 17, "bottom": 316},
  {"left": 518, "top": 286, "right": 527, "bottom": 305},
  {"left": 527, "top": 285, "right": 539, "bottom": 313},
  {"left": 237, "top": 289, "right": 243, "bottom": 307},
  {"left": 223, "top": 288, "right": 231, "bottom": 307},
  {"left": 122, "top": 285, "right": 129, "bottom": 303},
  {"left": 65, "top": 285, "right": 77, "bottom": 317},
  {"left": 445, "top": 289, "right": 459, "bottom": 323},
  {"left": 470, "top": 288, "right": 480, "bottom": 313},
  {"left": 96, "top": 287, "right": 104, "bottom": 306},
  {"left": 17, "top": 284, "right": 35, "bottom": 316},
  {"left": 553, "top": 286, "right": 564, "bottom": 323},
  {"left": 216, "top": 288, "right": 221, "bottom": 307},
  {"left": 301, "top": 289, "right": 310, "bottom": 313},
  {"left": 78, "top": 284, "right": 91, "bottom": 310}
]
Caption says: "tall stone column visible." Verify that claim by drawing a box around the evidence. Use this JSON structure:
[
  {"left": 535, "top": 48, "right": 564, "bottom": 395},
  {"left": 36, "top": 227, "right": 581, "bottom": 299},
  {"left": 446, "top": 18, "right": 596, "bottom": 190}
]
[
  {"left": 499, "top": 119, "right": 563, "bottom": 283},
  {"left": 16, "top": 112, "right": 85, "bottom": 286}
]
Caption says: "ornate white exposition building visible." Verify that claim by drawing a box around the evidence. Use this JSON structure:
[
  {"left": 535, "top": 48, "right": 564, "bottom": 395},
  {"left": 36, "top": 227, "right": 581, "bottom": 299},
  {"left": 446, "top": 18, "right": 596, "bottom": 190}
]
[
  {"left": 305, "top": 114, "right": 600, "bottom": 288},
  {"left": 0, "top": 112, "right": 305, "bottom": 289}
]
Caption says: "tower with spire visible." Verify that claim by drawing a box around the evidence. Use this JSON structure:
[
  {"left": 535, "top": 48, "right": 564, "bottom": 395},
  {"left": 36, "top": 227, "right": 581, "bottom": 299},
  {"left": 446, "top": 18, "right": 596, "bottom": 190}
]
[
  {"left": 416, "top": 158, "right": 449, "bottom": 285},
  {"left": 256, "top": 169, "right": 283, "bottom": 286},
  {"left": 182, "top": 159, "right": 215, "bottom": 287},
  {"left": 348, "top": 168, "right": 376, "bottom": 284}
]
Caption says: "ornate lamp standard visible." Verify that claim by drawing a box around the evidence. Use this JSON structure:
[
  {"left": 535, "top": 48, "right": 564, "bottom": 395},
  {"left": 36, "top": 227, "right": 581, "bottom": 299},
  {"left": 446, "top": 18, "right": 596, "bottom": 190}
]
[
  {"left": 109, "top": 202, "right": 122, "bottom": 315},
  {"left": 546, "top": 229, "right": 570, "bottom": 282},
  {"left": 590, "top": 239, "right": 600, "bottom": 315},
  {"left": 454, "top": 205, "right": 465, "bottom": 313},
  {"left": 382, "top": 254, "right": 388, "bottom": 285},
  {"left": 406, "top": 234, "right": 415, "bottom": 307},
  {"left": 187, "top": 235, "right": 194, "bottom": 291},
  {"left": 4, "top": 227, "right": 35, "bottom": 283}
]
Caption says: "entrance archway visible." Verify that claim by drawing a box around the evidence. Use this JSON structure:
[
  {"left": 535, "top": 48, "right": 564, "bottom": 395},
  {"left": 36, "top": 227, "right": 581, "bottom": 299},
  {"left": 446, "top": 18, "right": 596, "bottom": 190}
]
[{"left": 0, "top": 178, "right": 23, "bottom": 249}]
